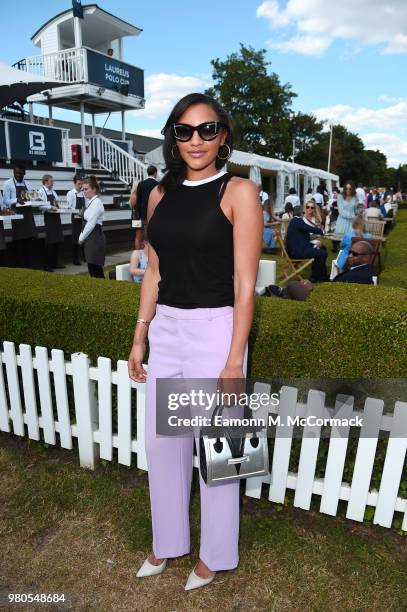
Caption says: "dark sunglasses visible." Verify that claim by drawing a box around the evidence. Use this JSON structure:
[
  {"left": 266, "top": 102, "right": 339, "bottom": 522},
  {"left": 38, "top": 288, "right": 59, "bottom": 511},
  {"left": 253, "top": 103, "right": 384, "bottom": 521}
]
[
  {"left": 306, "top": 205, "right": 315, "bottom": 210},
  {"left": 164, "top": 121, "right": 228, "bottom": 142},
  {"left": 349, "top": 250, "right": 363, "bottom": 256}
]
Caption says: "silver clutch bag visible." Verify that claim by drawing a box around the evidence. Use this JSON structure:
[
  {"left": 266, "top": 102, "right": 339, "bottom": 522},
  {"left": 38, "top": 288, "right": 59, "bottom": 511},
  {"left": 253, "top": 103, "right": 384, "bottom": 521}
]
[{"left": 199, "top": 404, "right": 269, "bottom": 485}]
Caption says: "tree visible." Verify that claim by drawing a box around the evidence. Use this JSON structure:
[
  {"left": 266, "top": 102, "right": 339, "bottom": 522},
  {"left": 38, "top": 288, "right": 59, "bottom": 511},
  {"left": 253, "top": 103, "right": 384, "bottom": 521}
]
[
  {"left": 289, "top": 112, "right": 324, "bottom": 158},
  {"left": 205, "top": 44, "right": 297, "bottom": 159},
  {"left": 296, "top": 124, "right": 381, "bottom": 184},
  {"left": 361, "top": 150, "right": 388, "bottom": 186}
]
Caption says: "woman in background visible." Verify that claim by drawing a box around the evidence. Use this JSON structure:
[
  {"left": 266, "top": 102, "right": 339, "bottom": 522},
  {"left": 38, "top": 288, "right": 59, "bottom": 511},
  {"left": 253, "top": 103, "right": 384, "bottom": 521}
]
[
  {"left": 262, "top": 198, "right": 277, "bottom": 248},
  {"left": 335, "top": 180, "right": 357, "bottom": 235},
  {"left": 78, "top": 176, "right": 106, "bottom": 278},
  {"left": 303, "top": 198, "right": 324, "bottom": 248},
  {"left": 66, "top": 174, "right": 85, "bottom": 265},
  {"left": 129, "top": 238, "right": 149, "bottom": 282}
]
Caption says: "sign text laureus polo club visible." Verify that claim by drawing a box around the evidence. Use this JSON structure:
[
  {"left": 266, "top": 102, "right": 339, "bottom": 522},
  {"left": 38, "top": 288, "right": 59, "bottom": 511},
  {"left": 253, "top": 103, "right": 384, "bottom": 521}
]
[{"left": 86, "top": 49, "right": 144, "bottom": 97}]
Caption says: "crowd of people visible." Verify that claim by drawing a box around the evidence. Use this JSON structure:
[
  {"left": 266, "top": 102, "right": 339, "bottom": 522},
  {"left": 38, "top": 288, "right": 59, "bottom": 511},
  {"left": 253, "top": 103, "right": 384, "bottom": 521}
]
[
  {"left": 259, "top": 179, "right": 401, "bottom": 292},
  {"left": 1, "top": 162, "right": 402, "bottom": 291},
  {"left": 0, "top": 165, "right": 107, "bottom": 277}
]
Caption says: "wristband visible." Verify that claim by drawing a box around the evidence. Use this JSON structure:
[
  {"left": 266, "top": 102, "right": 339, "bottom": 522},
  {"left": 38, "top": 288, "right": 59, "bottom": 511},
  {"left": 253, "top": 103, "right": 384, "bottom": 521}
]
[{"left": 136, "top": 318, "right": 150, "bottom": 327}]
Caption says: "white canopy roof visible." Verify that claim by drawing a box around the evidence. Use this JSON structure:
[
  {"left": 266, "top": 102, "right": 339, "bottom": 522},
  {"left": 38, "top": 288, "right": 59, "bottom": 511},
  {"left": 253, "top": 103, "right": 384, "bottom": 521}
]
[
  {"left": 145, "top": 144, "right": 339, "bottom": 182},
  {"left": 0, "top": 60, "right": 67, "bottom": 107},
  {"left": 31, "top": 4, "right": 142, "bottom": 50}
]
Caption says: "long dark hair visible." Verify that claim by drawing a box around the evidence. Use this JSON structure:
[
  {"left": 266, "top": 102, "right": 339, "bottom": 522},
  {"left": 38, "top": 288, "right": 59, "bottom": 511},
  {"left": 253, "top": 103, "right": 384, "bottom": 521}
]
[
  {"left": 342, "top": 180, "right": 356, "bottom": 199},
  {"left": 159, "top": 93, "right": 233, "bottom": 191}
]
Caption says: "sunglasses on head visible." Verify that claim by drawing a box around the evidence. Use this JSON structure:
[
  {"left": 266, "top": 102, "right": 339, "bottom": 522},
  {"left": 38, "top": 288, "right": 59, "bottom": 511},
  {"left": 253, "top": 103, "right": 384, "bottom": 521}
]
[{"left": 163, "top": 121, "right": 228, "bottom": 142}]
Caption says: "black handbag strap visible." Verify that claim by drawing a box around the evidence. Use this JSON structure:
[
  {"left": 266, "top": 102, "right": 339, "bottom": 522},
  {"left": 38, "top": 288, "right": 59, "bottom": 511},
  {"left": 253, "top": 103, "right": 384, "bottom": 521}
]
[{"left": 210, "top": 404, "right": 256, "bottom": 459}]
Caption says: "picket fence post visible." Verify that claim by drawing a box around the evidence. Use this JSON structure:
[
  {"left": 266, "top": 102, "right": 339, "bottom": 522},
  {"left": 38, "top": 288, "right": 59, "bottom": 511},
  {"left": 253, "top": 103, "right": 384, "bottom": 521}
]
[{"left": 71, "top": 352, "right": 99, "bottom": 469}]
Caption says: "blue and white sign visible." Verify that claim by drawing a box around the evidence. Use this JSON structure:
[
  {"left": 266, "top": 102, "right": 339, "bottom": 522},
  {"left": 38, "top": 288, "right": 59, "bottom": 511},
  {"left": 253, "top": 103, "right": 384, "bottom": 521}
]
[
  {"left": 86, "top": 49, "right": 144, "bottom": 98},
  {"left": 0, "top": 122, "right": 7, "bottom": 158},
  {"left": 7, "top": 122, "right": 63, "bottom": 161}
]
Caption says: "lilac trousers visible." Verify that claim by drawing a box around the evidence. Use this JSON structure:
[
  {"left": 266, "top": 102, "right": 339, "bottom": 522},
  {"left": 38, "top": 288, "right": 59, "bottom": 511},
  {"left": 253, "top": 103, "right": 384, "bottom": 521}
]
[{"left": 145, "top": 303, "right": 248, "bottom": 571}]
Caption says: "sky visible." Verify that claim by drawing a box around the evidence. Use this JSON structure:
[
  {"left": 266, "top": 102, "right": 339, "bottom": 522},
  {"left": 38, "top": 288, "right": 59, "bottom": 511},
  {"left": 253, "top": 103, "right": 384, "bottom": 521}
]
[{"left": 2, "top": 0, "right": 407, "bottom": 167}]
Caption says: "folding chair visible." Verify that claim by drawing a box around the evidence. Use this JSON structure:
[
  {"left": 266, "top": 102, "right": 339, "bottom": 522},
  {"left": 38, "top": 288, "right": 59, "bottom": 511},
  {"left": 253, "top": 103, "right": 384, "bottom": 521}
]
[
  {"left": 364, "top": 218, "right": 386, "bottom": 238},
  {"left": 275, "top": 229, "right": 313, "bottom": 285},
  {"left": 330, "top": 250, "right": 345, "bottom": 280}
]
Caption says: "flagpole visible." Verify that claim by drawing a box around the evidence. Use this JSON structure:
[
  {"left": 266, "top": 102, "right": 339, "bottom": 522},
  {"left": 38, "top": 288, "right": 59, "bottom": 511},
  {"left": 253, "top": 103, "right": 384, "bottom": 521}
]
[
  {"left": 73, "top": 1, "right": 83, "bottom": 47},
  {"left": 327, "top": 121, "right": 333, "bottom": 173}
]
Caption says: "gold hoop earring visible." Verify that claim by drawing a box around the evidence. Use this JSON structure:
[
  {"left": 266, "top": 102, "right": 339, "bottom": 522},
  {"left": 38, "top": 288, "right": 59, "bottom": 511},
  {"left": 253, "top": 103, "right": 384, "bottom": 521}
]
[
  {"left": 217, "top": 144, "right": 231, "bottom": 161},
  {"left": 171, "top": 144, "right": 180, "bottom": 160}
]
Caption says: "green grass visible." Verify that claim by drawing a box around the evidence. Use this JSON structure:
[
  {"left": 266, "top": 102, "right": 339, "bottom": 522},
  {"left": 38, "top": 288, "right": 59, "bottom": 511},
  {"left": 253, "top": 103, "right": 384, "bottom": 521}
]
[
  {"left": 1, "top": 433, "right": 406, "bottom": 611},
  {"left": 380, "top": 208, "right": 407, "bottom": 289}
]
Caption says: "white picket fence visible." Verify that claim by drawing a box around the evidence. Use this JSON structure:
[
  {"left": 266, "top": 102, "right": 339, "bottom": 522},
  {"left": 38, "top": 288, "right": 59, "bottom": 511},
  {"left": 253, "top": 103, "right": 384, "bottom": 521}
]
[{"left": 0, "top": 341, "right": 406, "bottom": 532}]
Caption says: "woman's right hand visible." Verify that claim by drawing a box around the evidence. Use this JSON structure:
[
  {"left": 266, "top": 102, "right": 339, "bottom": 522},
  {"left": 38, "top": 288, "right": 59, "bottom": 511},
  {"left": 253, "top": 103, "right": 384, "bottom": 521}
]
[{"left": 128, "top": 341, "right": 147, "bottom": 383}]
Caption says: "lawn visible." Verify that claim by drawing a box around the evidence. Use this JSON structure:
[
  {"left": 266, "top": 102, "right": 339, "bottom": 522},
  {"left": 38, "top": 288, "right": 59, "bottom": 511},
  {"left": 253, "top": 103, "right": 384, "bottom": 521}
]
[{"left": 1, "top": 433, "right": 406, "bottom": 611}]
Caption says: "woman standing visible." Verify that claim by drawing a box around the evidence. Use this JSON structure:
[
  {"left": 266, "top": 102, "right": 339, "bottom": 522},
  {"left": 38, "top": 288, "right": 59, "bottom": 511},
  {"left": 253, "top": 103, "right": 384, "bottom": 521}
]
[
  {"left": 39, "top": 174, "right": 65, "bottom": 272},
  {"left": 127, "top": 93, "right": 262, "bottom": 590},
  {"left": 335, "top": 181, "right": 357, "bottom": 235},
  {"left": 78, "top": 176, "right": 106, "bottom": 278},
  {"left": 66, "top": 175, "right": 85, "bottom": 265}
]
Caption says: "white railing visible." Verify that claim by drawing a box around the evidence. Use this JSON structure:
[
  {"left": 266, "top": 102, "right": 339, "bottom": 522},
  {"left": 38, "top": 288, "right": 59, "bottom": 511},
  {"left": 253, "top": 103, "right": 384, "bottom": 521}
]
[
  {"left": 0, "top": 340, "right": 406, "bottom": 532},
  {"left": 88, "top": 134, "right": 148, "bottom": 185},
  {"left": 15, "top": 47, "right": 87, "bottom": 83}
]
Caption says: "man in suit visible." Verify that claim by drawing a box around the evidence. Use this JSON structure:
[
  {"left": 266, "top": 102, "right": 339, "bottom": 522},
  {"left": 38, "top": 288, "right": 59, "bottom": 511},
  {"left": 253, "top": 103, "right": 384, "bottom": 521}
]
[
  {"left": 132, "top": 165, "right": 158, "bottom": 249},
  {"left": 261, "top": 241, "right": 374, "bottom": 300},
  {"left": 333, "top": 240, "right": 374, "bottom": 284}
]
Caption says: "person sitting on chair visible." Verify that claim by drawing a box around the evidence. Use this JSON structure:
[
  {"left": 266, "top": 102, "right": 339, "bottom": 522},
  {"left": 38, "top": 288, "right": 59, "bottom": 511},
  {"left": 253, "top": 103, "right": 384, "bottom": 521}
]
[
  {"left": 129, "top": 239, "right": 149, "bottom": 283},
  {"left": 262, "top": 240, "right": 375, "bottom": 300},
  {"left": 332, "top": 240, "right": 374, "bottom": 284},
  {"left": 285, "top": 201, "right": 328, "bottom": 282},
  {"left": 336, "top": 216, "right": 372, "bottom": 270}
]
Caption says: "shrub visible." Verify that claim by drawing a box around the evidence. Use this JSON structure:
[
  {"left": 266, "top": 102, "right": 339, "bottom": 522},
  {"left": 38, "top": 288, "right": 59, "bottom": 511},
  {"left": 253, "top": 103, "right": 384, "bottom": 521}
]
[
  {"left": 380, "top": 208, "right": 407, "bottom": 289},
  {"left": 0, "top": 268, "right": 406, "bottom": 378}
]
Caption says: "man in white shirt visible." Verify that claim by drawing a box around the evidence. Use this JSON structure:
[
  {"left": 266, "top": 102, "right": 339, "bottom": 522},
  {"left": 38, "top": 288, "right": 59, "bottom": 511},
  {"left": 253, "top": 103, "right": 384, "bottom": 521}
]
[
  {"left": 2, "top": 165, "right": 36, "bottom": 268},
  {"left": 356, "top": 184, "right": 366, "bottom": 205},
  {"left": 258, "top": 185, "right": 269, "bottom": 206},
  {"left": 313, "top": 186, "right": 324, "bottom": 208},
  {"left": 66, "top": 175, "right": 85, "bottom": 265},
  {"left": 284, "top": 188, "right": 300, "bottom": 207},
  {"left": 38, "top": 174, "right": 65, "bottom": 272}
]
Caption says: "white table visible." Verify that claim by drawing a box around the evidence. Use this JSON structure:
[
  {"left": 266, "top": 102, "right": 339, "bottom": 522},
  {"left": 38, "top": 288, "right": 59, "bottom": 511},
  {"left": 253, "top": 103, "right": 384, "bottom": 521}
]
[
  {"left": 45, "top": 209, "right": 81, "bottom": 214},
  {"left": 0, "top": 214, "right": 24, "bottom": 221}
]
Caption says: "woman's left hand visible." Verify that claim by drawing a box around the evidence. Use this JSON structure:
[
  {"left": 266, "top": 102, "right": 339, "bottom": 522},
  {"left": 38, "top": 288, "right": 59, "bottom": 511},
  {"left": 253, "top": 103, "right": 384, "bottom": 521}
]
[{"left": 217, "top": 364, "right": 245, "bottom": 406}]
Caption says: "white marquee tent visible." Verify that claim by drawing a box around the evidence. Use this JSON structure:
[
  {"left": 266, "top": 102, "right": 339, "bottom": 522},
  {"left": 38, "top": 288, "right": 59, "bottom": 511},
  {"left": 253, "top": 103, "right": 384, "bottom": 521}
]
[{"left": 146, "top": 144, "right": 340, "bottom": 210}]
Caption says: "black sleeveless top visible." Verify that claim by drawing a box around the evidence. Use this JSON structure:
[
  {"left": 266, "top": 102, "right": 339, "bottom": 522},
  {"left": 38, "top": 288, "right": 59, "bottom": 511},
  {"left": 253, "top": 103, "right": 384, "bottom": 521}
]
[{"left": 147, "top": 171, "right": 234, "bottom": 309}]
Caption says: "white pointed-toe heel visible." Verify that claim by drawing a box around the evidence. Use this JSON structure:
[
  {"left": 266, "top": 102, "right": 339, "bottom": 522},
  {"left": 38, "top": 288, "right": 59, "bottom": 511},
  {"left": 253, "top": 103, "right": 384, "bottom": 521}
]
[
  {"left": 136, "top": 556, "right": 167, "bottom": 578},
  {"left": 184, "top": 565, "right": 216, "bottom": 591}
]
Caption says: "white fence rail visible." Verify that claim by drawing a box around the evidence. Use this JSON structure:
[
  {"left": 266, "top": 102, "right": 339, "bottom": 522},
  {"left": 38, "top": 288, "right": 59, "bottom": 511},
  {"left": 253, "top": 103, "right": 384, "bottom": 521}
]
[
  {"left": 0, "top": 341, "right": 406, "bottom": 532},
  {"left": 88, "top": 134, "right": 147, "bottom": 185},
  {"left": 15, "top": 48, "right": 87, "bottom": 83}
]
